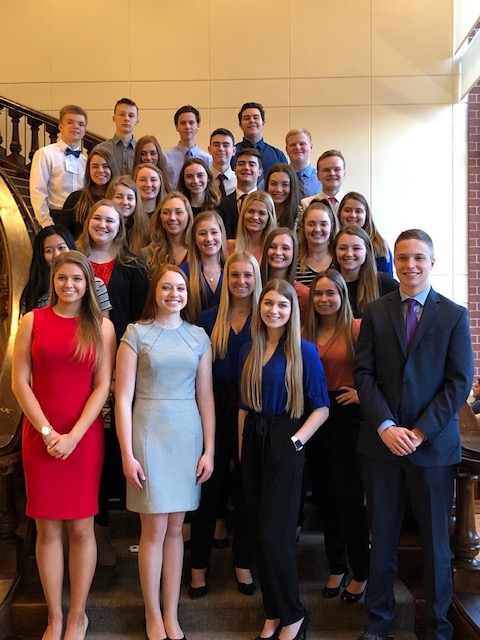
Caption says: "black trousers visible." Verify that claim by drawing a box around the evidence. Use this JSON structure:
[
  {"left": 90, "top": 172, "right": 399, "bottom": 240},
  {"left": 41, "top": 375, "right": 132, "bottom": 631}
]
[
  {"left": 190, "top": 379, "right": 253, "bottom": 569},
  {"left": 362, "top": 457, "right": 455, "bottom": 640},
  {"left": 242, "top": 411, "right": 306, "bottom": 625},
  {"left": 305, "top": 393, "right": 369, "bottom": 581}
]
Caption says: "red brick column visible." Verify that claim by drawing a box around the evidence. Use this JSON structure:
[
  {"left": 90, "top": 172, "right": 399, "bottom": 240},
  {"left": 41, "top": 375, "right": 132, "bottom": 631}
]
[{"left": 468, "top": 26, "right": 480, "bottom": 375}]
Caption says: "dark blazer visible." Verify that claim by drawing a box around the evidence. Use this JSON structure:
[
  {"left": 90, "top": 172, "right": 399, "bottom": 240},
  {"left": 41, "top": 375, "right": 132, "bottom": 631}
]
[
  {"left": 354, "top": 288, "right": 473, "bottom": 467},
  {"left": 108, "top": 259, "right": 150, "bottom": 343},
  {"left": 217, "top": 193, "right": 239, "bottom": 239}
]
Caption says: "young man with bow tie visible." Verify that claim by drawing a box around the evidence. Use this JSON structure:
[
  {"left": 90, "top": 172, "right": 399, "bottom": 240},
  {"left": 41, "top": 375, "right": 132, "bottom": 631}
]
[{"left": 30, "top": 104, "right": 87, "bottom": 228}]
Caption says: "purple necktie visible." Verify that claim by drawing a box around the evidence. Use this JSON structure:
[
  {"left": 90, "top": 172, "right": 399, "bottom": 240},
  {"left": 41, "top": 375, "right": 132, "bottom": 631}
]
[
  {"left": 405, "top": 298, "right": 418, "bottom": 351},
  {"left": 217, "top": 174, "right": 227, "bottom": 198},
  {"left": 185, "top": 149, "right": 193, "bottom": 158}
]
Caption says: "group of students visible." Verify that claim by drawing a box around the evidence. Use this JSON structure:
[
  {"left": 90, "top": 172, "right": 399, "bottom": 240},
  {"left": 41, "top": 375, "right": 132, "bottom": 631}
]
[{"left": 15, "top": 99, "right": 473, "bottom": 640}]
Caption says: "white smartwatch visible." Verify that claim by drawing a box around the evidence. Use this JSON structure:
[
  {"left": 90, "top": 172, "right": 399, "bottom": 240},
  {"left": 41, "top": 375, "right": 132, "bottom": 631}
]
[
  {"left": 291, "top": 436, "right": 304, "bottom": 452},
  {"left": 40, "top": 425, "right": 52, "bottom": 437}
]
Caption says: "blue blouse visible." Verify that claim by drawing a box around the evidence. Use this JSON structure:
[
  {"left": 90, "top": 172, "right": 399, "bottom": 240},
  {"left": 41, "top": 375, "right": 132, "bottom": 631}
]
[
  {"left": 179, "top": 263, "right": 223, "bottom": 311},
  {"left": 375, "top": 246, "right": 393, "bottom": 277},
  {"left": 239, "top": 339, "right": 329, "bottom": 415},
  {"left": 198, "top": 305, "right": 252, "bottom": 383}
]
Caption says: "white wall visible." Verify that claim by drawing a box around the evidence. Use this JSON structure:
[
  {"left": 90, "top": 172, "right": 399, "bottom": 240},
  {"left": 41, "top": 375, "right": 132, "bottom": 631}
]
[{"left": 0, "top": 0, "right": 468, "bottom": 302}]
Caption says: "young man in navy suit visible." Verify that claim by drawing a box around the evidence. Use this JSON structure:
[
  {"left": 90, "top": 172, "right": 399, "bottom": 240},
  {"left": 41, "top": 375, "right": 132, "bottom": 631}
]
[{"left": 354, "top": 229, "right": 473, "bottom": 640}]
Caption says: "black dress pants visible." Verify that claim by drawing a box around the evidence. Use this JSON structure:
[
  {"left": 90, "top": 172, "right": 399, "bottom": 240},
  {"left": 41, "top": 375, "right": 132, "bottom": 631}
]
[{"left": 241, "top": 411, "right": 306, "bottom": 625}]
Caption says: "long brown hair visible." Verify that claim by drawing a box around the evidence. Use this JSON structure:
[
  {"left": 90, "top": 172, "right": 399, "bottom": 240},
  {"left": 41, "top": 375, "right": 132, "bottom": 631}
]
[
  {"left": 177, "top": 157, "right": 221, "bottom": 211},
  {"left": 145, "top": 192, "right": 193, "bottom": 275},
  {"left": 265, "top": 163, "right": 301, "bottom": 229},
  {"left": 303, "top": 269, "right": 356, "bottom": 362},
  {"left": 260, "top": 226, "right": 298, "bottom": 285},
  {"left": 74, "top": 146, "right": 119, "bottom": 225},
  {"left": 139, "top": 264, "right": 192, "bottom": 324},
  {"left": 49, "top": 251, "right": 103, "bottom": 368},
  {"left": 297, "top": 199, "right": 338, "bottom": 273},
  {"left": 132, "top": 135, "right": 171, "bottom": 193},
  {"left": 332, "top": 226, "right": 379, "bottom": 314},
  {"left": 76, "top": 200, "right": 137, "bottom": 266},
  {"left": 106, "top": 176, "right": 150, "bottom": 255},
  {"left": 187, "top": 211, "right": 227, "bottom": 323},
  {"left": 338, "top": 191, "right": 389, "bottom": 260},
  {"left": 240, "top": 279, "right": 304, "bottom": 418}
]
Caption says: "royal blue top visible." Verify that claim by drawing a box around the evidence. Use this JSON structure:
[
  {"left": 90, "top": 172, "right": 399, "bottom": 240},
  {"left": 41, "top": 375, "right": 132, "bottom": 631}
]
[
  {"left": 198, "top": 305, "right": 252, "bottom": 382},
  {"left": 238, "top": 338, "right": 329, "bottom": 415},
  {"left": 179, "top": 263, "right": 223, "bottom": 311},
  {"left": 375, "top": 246, "right": 394, "bottom": 277}
]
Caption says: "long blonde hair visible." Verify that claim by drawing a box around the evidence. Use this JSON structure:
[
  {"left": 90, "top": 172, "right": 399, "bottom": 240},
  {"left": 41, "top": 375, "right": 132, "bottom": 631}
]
[
  {"left": 303, "top": 269, "right": 356, "bottom": 362},
  {"left": 187, "top": 211, "right": 226, "bottom": 323},
  {"left": 240, "top": 279, "right": 304, "bottom": 418},
  {"left": 144, "top": 192, "right": 193, "bottom": 275},
  {"left": 210, "top": 252, "right": 261, "bottom": 360},
  {"left": 235, "top": 191, "right": 277, "bottom": 253},
  {"left": 49, "top": 251, "right": 103, "bottom": 368}
]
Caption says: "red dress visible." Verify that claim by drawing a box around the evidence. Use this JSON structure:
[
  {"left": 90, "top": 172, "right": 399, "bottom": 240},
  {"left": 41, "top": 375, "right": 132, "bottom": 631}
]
[{"left": 22, "top": 307, "right": 104, "bottom": 520}]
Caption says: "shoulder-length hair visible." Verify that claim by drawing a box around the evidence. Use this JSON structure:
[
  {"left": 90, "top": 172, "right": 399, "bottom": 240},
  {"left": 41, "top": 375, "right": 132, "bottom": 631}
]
[
  {"left": 187, "top": 211, "right": 227, "bottom": 323},
  {"left": 49, "top": 251, "right": 103, "bottom": 368},
  {"left": 240, "top": 279, "right": 304, "bottom": 418},
  {"left": 21, "top": 225, "right": 76, "bottom": 314},
  {"left": 211, "top": 251, "right": 261, "bottom": 360},
  {"left": 132, "top": 135, "right": 171, "bottom": 193},
  {"left": 303, "top": 269, "right": 356, "bottom": 362},
  {"left": 236, "top": 191, "right": 278, "bottom": 253},
  {"left": 177, "top": 157, "right": 220, "bottom": 212},
  {"left": 338, "top": 191, "right": 389, "bottom": 260},
  {"left": 265, "top": 163, "right": 301, "bottom": 229},
  {"left": 77, "top": 199, "right": 135, "bottom": 266},
  {"left": 260, "top": 226, "right": 298, "bottom": 286},
  {"left": 106, "top": 175, "right": 151, "bottom": 255},
  {"left": 297, "top": 199, "right": 338, "bottom": 273},
  {"left": 132, "top": 163, "right": 168, "bottom": 210},
  {"left": 333, "top": 225, "right": 379, "bottom": 313},
  {"left": 139, "top": 264, "right": 192, "bottom": 324},
  {"left": 74, "top": 145, "right": 119, "bottom": 225},
  {"left": 145, "top": 192, "right": 194, "bottom": 275}
]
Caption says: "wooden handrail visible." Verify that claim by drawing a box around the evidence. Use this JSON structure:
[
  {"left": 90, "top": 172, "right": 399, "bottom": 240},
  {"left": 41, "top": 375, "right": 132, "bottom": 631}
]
[{"left": 0, "top": 96, "right": 106, "bottom": 176}]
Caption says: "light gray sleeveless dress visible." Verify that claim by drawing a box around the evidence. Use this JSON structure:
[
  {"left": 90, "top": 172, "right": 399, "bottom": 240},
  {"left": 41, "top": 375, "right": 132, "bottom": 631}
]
[{"left": 121, "top": 321, "right": 210, "bottom": 513}]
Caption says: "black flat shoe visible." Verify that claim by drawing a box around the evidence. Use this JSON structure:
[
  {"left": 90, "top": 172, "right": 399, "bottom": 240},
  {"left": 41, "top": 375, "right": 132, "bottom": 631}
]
[
  {"left": 189, "top": 565, "right": 209, "bottom": 599},
  {"left": 341, "top": 580, "right": 367, "bottom": 603},
  {"left": 237, "top": 577, "right": 256, "bottom": 595},
  {"left": 322, "top": 573, "right": 346, "bottom": 598},
  {"left": 167, "top": 636, "right": 186, "bottom": 640},
  {"left": 213, "top": 537, "right": 229, "bottom": 549}
]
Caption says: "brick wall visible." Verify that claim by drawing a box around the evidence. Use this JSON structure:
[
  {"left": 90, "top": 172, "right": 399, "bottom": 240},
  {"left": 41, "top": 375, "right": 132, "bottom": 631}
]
[{"left": 468, "top": 25, "right": 480, "bottom": 375}]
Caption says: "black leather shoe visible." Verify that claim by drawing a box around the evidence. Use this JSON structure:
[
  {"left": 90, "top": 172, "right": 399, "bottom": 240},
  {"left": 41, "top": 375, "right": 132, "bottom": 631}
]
[
  {"left": 341, "top": 580, "right": 367, "bottom": 603},
  {"left": 322, "top": 573, "right": 346, "bottom": 598}
]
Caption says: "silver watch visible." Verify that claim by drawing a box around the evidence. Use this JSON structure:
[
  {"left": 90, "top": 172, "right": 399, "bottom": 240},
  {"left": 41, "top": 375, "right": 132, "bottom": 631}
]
[{"left": 40, "top": 425, "right": 52, "bottom": 437}]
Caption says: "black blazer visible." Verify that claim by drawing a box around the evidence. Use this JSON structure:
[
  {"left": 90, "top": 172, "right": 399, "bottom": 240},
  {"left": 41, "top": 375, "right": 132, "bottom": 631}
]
[
  {"left": 354, "top": 288, "right": 473, "bottom": 467},
  {"left": 218, "top": 193, "right": 239, "bottom": 239}
]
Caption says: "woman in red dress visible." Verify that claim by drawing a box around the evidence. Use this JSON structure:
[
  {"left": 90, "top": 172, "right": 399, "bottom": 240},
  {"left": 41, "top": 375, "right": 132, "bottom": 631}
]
[{"left": 12, "top": 251, "right": 116, "bottom": 640}]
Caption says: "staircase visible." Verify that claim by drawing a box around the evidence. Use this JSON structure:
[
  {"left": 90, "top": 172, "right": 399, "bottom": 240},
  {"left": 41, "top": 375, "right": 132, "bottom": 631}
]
[{"left": 9, "top": 507, "right": 417, "bottom": 640}]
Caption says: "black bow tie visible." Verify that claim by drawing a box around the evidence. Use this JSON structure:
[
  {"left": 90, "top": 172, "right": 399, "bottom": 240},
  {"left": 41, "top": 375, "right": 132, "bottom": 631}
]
[{"left": 65, "top": 148, "right": 81, "bottom": 158}]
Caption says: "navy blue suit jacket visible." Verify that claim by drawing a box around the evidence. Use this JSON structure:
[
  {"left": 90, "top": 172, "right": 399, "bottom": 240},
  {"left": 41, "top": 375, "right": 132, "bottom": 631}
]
[{"left": 354, "top": 288, "right": 473, "bottom": 467}]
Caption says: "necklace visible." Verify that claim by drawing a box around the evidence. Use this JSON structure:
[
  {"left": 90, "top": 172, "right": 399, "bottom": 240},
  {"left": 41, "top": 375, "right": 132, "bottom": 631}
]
[{"left": 204, "top": 268, "right": 220, "bottom": 283}]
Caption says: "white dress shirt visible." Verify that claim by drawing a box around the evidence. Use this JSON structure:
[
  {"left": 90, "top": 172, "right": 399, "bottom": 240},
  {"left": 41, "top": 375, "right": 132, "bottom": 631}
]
[
  {"left": 301, "top": 189, "right": 346, "bottom": 213},
  {"left": 211, "top": 166, "right": 237, "bottom": 196},
  {"left": 30, "top": 139, "right": 86, "bottom": 227}
]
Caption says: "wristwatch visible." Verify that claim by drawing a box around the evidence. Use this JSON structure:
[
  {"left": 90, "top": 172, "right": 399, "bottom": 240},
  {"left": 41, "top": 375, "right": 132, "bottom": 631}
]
[
  {"left": 291, "top": 436, "right": 304, "bottom": 452},
  {"left": 40, "top": 425, "right": 52, "bottom": 437}
]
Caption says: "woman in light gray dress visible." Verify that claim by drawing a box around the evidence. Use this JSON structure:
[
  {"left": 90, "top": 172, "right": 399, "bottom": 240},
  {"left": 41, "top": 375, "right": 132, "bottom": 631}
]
[{"left": 115, "top": 264, "right": 215, "bottom": 640}]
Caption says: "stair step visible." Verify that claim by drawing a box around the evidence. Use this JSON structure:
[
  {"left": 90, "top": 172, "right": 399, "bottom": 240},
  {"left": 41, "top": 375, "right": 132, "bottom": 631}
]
[
  {"left": 80, "top": 633, "right": 419, "bottom": 640},
  {"left": 12, "top": 528, "right": 414, "bottom": 638}
]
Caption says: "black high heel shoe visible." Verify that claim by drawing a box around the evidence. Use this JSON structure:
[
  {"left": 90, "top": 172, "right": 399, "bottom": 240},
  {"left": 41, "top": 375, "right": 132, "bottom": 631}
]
[
  {"left": 188, "top": 565, "right": 210, "bottom": 599},
  {"left": 254, "top": 623, "right": 281, "bottom": 640},
  {"left": 279, "top": 614, "right": 309, "bottom": 640},
  {"left": 340, "top": 579, "right": 367, "bottom": 603},
  {"left": 322, "top": 572, "right": 346, "bottom": 598}
]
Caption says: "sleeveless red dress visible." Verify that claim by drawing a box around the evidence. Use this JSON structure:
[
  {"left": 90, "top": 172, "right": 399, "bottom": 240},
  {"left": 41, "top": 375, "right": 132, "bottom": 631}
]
[{"left": 22, "top": 307, "right": 104, "bottom": 519}]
